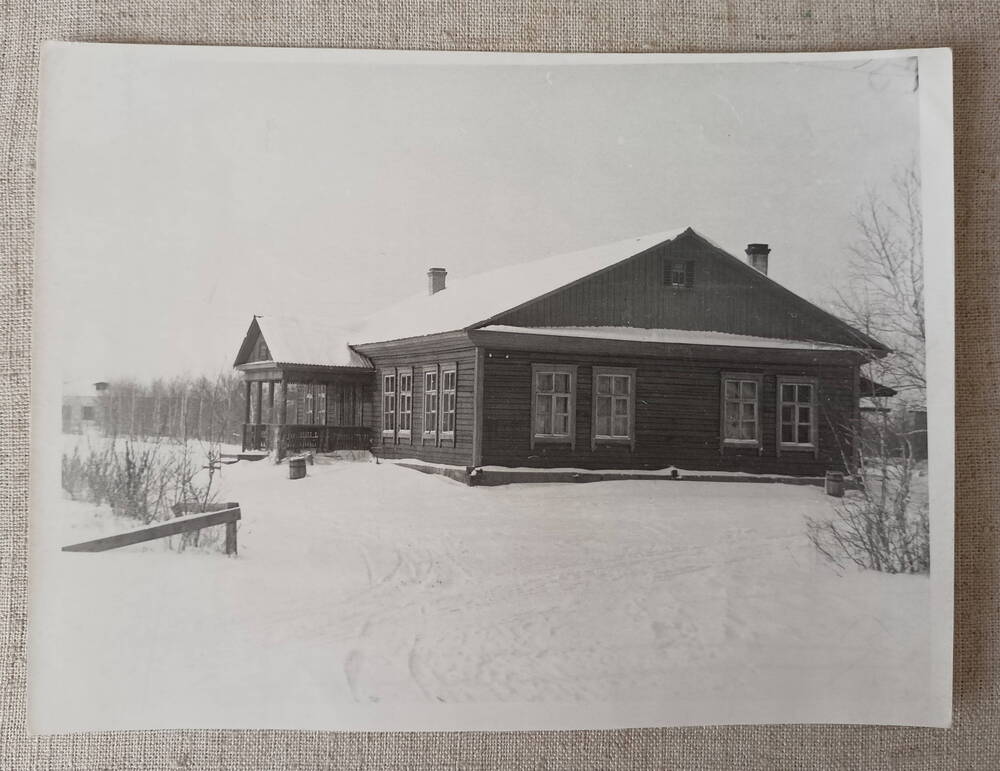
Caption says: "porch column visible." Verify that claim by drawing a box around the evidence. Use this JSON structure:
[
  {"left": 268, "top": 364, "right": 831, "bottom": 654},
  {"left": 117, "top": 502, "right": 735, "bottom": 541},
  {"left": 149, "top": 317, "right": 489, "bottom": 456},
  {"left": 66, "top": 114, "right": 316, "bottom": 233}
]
[
  {"left": 244, "top": 380, "right": 251, "bottom": 424},
  {"left": 253, "top": 380, "right": 263, "bottom": 424},
  {"left": 276, "top": 380, "right": 287, "bottom": 425},
  {"left": 273, "top": 379, "right": 287, "bottom": 462}
]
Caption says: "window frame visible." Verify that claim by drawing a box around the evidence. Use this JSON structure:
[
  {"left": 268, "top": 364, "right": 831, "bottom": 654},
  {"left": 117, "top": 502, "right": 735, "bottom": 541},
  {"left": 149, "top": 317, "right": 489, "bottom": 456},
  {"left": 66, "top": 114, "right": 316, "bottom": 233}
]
[
  {"left": 396, "top": 367, "right": 413, "bottom": 442},
  {"left": 315, "top": 383, "right": 327, "bottom": 426},
  {"left": 777, "top": 376, "right": 819, "bottom": 456},
  {"left": 381, "top": 370, "right": 397, "bottom": 439},
  {"left": 304, "top": 383, "right": 315, "bottom": 425},
  {"left": 720, "top": 371, "right": 764, "bottom": 449},
  {"left": 530, "top": 363, "right": 577, "bottom": 449},
  {"left": 421, "top": 366, "right": 440, "bottom": 445},
  {"left": 591, "top": 366, "right": 637, "bottom": 450},
  {"left": 439, "top": 363, "right": 458, "bottom": 445}
]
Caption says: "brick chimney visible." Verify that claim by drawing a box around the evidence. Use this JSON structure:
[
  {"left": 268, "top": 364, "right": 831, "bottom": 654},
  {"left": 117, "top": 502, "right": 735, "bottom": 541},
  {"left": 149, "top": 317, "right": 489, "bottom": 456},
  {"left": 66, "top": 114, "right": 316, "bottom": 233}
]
[
  {"left": 427, "top": 267, "right": 447, "bottom": 295},
  {"left": 745, "top": 244, "right": 771, "bottom": 276}
]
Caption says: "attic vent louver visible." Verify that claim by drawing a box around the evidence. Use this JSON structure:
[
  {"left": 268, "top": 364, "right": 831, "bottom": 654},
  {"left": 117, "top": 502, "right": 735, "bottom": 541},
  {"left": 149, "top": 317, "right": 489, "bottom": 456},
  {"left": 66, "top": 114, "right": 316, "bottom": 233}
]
[{"left": 663, "top": 259, "right": 695, "bottom": 288}]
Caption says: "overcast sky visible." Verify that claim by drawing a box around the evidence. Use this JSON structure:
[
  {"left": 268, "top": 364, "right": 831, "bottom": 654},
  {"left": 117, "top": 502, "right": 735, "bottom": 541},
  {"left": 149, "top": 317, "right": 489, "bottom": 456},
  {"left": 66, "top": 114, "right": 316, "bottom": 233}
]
[{"left": 38, "top": 46, "right": 921, "bottom": 384}]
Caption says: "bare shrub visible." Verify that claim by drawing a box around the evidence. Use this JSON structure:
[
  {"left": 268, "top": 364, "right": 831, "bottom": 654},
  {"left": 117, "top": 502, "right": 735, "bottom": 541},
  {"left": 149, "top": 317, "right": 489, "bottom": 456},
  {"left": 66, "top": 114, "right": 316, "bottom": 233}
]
[
  {"left": 808, "top": 411, "right": 929, "bottom": 574},
  {"left": 61, "top": 437, "right": 218, "bottom": 528},
  {"left": 61, "top": 448, "right": 86, "bottom": 500}
]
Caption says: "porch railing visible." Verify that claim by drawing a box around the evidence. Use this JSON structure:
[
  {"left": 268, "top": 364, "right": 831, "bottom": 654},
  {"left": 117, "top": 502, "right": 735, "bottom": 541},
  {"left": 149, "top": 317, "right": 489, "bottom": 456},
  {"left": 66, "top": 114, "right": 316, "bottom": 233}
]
[
  {"left": 242, "top": 423, "right": 374, "bottom": 458},
  {"left": 63, "top": 502, "right": 241, "bottom": 556}
]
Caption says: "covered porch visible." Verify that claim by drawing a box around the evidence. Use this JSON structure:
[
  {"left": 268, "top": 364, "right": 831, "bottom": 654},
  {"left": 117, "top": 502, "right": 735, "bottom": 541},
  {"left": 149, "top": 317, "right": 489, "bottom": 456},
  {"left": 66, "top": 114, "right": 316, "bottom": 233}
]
[
  {"left": 239, "top": 363, "right": 375, "bottom": 460},
  {"left": 233, "top": 315, "right": 377, "bottom": 461}
]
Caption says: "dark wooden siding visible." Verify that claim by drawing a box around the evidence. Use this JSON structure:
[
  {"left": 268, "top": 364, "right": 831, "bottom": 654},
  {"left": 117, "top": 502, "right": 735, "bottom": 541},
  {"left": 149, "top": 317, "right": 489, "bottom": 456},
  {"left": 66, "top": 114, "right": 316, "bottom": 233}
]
[
  {"left": 480, "top": 348, "right": 857, "bottom": 475},
  {"left": 365, "top": 340, "right": 477, "bottom": 467},
  {"left": 488, "top": 231, "right": 875, "bottom": 349}
]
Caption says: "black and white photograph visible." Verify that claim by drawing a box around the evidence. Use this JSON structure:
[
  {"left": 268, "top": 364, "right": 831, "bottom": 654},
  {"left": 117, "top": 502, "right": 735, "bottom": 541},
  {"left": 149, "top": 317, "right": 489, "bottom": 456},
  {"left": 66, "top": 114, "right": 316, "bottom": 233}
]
[{"left": 29, "top": 44, "right": 953, "bottom": 732}]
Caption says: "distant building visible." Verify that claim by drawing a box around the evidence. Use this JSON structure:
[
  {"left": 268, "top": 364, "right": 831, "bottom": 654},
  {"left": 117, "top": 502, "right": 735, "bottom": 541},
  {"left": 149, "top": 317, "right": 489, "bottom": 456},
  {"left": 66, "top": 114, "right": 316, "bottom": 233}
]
[
  {"left": 62, "top": 380, "right": 109, "bottom": 434},
  {"left": 859, "top": 385, "right": 928, "bottom": 461},
  {"left": 233, "top": 227, "right": 892, "bottom": 476}
]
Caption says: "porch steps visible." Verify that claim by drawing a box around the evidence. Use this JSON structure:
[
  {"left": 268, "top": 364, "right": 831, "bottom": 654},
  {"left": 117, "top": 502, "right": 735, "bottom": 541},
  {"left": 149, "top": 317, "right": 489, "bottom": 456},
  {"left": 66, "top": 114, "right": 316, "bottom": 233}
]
[{"left": 221, "top": 451, "right": 270, "bottom": 462}]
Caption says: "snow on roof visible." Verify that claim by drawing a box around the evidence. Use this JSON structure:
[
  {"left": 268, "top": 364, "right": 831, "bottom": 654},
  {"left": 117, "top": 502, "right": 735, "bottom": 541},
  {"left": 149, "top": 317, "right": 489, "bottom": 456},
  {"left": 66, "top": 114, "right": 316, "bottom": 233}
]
[
  {"left": 477, "top": 325, "right": 867, "bottom": 352},
  {"left": 254, "top": 315, "right": 371, "bottom": 368},
  {"left": 62, "top": 378, "right": 107, "bottom": 397},
  {"left": 350, "top": 228, "right": 688, "bottom": 345}
]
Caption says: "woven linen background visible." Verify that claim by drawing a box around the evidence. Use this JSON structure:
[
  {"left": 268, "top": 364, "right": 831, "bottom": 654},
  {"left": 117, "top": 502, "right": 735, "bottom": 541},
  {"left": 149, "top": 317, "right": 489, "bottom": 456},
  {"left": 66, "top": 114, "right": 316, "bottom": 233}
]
[{"left": 0, "top": 1, "right": 995, "bottom": 769}]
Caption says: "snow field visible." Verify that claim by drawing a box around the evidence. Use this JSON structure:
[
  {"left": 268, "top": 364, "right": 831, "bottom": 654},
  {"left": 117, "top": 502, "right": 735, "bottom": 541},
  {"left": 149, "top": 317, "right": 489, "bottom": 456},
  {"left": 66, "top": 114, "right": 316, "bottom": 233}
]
[{"left": 31, "top": 451, "right": 932, "bottom": 730}]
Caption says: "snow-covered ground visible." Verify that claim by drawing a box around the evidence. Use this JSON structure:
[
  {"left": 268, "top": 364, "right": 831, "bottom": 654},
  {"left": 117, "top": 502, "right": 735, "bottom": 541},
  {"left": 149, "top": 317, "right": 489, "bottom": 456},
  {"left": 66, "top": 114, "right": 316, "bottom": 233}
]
[{"left": 30, "top": 450, "right": 933, "bottom": 731}]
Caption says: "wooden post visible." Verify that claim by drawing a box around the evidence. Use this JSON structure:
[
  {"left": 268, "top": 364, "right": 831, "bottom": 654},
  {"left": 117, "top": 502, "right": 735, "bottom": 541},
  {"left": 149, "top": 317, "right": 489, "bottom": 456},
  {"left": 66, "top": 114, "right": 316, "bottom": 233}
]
[
  {"left": 274, "top": 380, "right": 287, "bottom": 462},
  {"left": 244, "top": 380, "right": 252, "bottom": 424},
  {"left": 276, "top": 380, "right": 287, "bottom": 425},
  {"left": 225, "top": 520, "right": 238, "bottom": 555}
]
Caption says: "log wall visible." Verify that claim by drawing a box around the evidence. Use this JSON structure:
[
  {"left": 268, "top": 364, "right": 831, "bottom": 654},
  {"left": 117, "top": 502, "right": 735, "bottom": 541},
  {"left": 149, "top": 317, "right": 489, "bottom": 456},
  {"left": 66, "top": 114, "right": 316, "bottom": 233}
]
[{"left": 480, "top": 347, "right": 858, "bottom": 475}]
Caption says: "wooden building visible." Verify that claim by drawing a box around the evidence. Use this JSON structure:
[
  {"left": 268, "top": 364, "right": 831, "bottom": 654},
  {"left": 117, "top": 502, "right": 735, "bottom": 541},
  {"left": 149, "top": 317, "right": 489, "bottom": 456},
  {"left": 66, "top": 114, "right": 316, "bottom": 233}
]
[
  {"left": 234, "top": 227, "right": 889, "bottom": 476},
  {"left": 62, "top": 380, "right": 109, "bottom": 434}
]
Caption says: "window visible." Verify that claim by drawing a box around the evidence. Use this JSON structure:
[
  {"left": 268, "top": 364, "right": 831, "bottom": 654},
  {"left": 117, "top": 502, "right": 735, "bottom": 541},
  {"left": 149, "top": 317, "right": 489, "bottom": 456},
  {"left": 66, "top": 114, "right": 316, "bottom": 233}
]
[
  {"left": 531, "top": 364, "right": 576, "bottom": 447},
  {"left": 779, "top": 379, "right": 817, "bottom": 450},
  {"left": 722, "top": 374, "right": 762, "bottom": 446},
  {"left": 440, "top": 366, "right": 457, "bottom": 437},
  {"left": 286, "top": 383, "right": 299, "bottom": 425},
  {"left": 304, "top": 385, "right": 315, "bottom": 424},
  {"left": 316, "top": 384, "right": 327, "bottom": 426},
  {"left": 422, "top": 369, "right": 438, "bottom": 442},
  {"left": 381, "top": 372, "right": 396, "bottom": 437},
  {"left": 663, "top": 259, "right": 695, "bottom": 288},
  {"left": 593, "top": 367, "right": 636, "bottom": 448},
  {"left": 81, "top": 405, "right": 95, "bottom": 421},
  {"left": 397, "top": 370, "right": 413, "bottom": 437}
]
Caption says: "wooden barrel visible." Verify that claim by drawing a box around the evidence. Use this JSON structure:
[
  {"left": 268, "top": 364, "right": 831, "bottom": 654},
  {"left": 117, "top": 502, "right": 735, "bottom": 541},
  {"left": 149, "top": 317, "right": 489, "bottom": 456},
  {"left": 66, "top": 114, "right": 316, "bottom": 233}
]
[
  {"left": 825, "top": 471, "right": 845, "bottom": 497},
  {"left": 289, "top": 456, "right": 307, "bottom": 480}
]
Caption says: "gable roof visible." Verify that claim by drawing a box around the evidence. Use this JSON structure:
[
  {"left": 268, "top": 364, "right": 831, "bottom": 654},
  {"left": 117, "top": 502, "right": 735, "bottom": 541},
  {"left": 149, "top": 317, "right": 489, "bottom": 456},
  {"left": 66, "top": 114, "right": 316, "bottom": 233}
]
[
  {"left": 233, "top": 315, "right": 371, "bottom": 369},
  {"left": 234, "top": 226, "right": 888, "bottom": 369},
  {"left": 348, "top": 228, "right": 688, "bottom": 345},
  {"left": 664, "top": 229, "right": 889, "bottom": 353}
]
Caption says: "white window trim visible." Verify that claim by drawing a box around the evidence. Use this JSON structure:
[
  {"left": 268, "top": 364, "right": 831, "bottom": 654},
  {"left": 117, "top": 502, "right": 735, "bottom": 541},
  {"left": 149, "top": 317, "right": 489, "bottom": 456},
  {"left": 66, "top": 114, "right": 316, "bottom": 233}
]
[
  {"left": 422, "top": 365, "right": 440, "bottom": 445},
  {"left": 530, "top": 363, "right": 577, "bottom": 449},
  {"left": 381, "top": 369, "right": 396, "bottom": 440},
  {"left": 397, "top": 368, "right": 413, "bottom": 442},
  {"left": 592, "top": 366, "right": 637, "bottom": 450},
  {"left": 720, "top": 372, "right": 764, "bottom": 449},
  {"left": 777, "top": 376, "right": 819, "bottom": 456},
  {"left": 439, "top": 363, "right": 457, "bottom": 444}
]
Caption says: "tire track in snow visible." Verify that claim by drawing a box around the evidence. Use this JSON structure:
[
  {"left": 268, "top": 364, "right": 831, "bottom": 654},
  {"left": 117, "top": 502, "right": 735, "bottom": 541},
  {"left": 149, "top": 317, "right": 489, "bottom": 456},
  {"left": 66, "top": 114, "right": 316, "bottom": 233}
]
[{"left": 344, "top": 649, "right": 363, "bottom": 702}]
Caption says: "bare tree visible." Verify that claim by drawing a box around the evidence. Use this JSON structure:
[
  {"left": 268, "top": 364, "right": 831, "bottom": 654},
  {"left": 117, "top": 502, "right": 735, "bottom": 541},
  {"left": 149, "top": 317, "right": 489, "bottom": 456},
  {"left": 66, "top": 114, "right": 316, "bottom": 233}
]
[
  {"left": 96, "top": 370, "right": 245, "bottom": 445},
  {"left": 810, "top": 163, "right": 930, "bottom": 575},
  {"left": 833, "top": 163, "right": 925, "bottom": 404}
]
